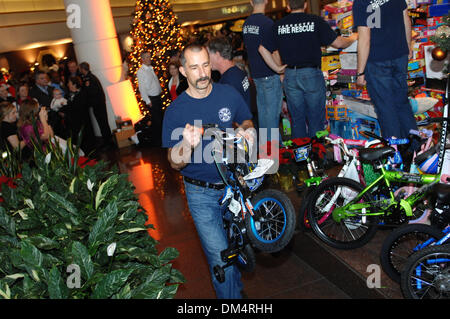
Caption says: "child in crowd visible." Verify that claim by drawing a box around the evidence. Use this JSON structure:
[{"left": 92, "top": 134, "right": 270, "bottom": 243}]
[
  {"left": 49, "top": 88, "right": 67, "bottom": 138},
  {"left": 50, "top": 88, "right": 67, "bottom": 112}
]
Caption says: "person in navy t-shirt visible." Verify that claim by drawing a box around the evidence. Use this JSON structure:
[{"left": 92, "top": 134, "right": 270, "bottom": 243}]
[
  {"left": 353, "top": 0, "right": 417, "bottom": 141},
  {"left": 207, "top": 36, "right": 252, "bottom": 113},
  {"left": 162, "top": 44, "right": 253, "bottom": 299},
  {"left": 243, "top": 0, "right": 285, "bottom": 142},
  {"left": 263, "top": 0, "right": 356, "bottom": 138}
]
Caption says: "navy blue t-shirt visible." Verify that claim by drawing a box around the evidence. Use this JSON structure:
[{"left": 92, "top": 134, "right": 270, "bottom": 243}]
[
  {"left": 162, "top": 83, "right": 253, "bottom": 183},
  {"left": 267, "top": 13, "right": 337, "bottom": 68},
  {"left": 353, "top": 0, "right": 409, "bottom": 62},
  {"left": 243, "top": 13, "right": 277, "bottom": 79},
  {"left": 220, "top": 66, "right": 252, "bottom": 112}
]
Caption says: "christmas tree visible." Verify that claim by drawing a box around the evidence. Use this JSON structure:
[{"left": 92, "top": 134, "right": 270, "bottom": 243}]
[
  {"left": 128, "top": 0, "right": 184, "bottom": 115},
  {"left": 431, "top": 15, "right": 450, "bottom": 51}
]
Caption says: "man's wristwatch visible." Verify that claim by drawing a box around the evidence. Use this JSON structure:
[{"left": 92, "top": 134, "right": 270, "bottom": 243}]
[{"left": 357, "top": 72, "right": 365, "bottom": 77}]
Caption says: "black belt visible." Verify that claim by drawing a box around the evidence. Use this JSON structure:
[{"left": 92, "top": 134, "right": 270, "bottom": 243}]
[
  {"left": 184, "top": 176, "right": 225, "bottom": 190},
  {"left": 286, "top": 65, "right": 319, "bottom": 69}
]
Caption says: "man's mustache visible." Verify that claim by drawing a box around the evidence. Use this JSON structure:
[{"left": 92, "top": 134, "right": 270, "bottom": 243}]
[{"left": 196, "top": 76, "right": 210, "bottom": 85}]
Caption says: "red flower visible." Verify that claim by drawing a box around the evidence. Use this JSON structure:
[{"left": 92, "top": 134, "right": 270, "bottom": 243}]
[
  {"left": 0, "top": 176, "right": 9, "bottom": 184},
  {"left": 0, "top": 174, "right": 21, "bottom": 199},
  {"left": 71, "top": 157, "right": 98, "bottom": 168}
]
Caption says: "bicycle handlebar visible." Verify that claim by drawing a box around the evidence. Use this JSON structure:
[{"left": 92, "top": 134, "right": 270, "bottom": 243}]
[{"left": 360, "top": 130, "right": 388, "bottom": 145}]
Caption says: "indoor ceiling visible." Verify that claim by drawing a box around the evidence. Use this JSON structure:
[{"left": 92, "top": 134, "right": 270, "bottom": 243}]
[{"left": 0, "top": 0, "right": 286, "bottom": 53}]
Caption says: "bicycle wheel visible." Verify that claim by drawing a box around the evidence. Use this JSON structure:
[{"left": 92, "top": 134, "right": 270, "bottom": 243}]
[
  {"left": 307, "top": 177, "right": 379, "bottom": 249},
  {"left": 245, "top": 189, "right": 296, "bottom": 254},
  {"left": 236, "top": 244, "right": 256, "bottom": 273},
  {"left": 380, "top": 224, "right": 443, "bottom": 283},
  {"left": 297, "top": 186, "right": 316, "bottom": 231},
  {"left": 400, "top": 244, "right": 450, "bottom": 299}
]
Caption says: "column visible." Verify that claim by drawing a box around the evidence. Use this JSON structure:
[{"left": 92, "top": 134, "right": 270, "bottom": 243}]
[{"left": 63, "top": 0, "right": 141, "bottom": 134}]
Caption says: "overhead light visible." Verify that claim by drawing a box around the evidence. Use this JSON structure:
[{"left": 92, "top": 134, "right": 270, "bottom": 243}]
[{"left": 20, "top": 38, "right": 73, "bottom": 51}]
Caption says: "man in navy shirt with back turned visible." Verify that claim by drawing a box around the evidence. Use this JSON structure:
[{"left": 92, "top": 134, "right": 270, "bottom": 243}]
[
  {"left": 353, "top": 0, "right": 418, "bottom": 140},
  {"left": 263, "top": 0, "right": 357, "bottom": 138},
  {"left": 243, "top": 0, "right": 285, "bottom": 143},
  {"left": 162, "top": 44, "right": 253, "bottom": 299},
  {"left": 207, "top": 36, "right": 252, "bottom": 113}
]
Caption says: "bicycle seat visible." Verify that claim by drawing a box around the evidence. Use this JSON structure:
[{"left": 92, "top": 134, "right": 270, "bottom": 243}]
[
  {"left": 358, "top": 146, "right": 396, "bottom": 162},
  {"left": 431, "top": 183, "right": 450, "bottom": 204}
]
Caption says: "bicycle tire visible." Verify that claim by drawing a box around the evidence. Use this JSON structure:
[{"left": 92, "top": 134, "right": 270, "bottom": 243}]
[
  {"left": 400, "top": 244, "right": 450, "bottom": 299},
  {"left": 380, "top": 223, "right": 443, "bottom": 283},
  {"left": 245, "top": 188, "right": 296, "bottom": 254},
  {"left": 307, "top": 177, "right": 379, "bottom": 249},
  {"left": 297, "top": 186, "right": 317, "bottom": 231}
]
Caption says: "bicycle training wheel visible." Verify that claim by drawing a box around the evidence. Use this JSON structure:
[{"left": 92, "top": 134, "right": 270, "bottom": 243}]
[
  {"left": 307, "top": 177, "right": 379, "bottom": 249},
  {"left": 380, "top": 223, "right": 443, "bottom": 283},
  {"left": 245, "top": 189, "right": 296, "bottom": 254},
  {"left": 400, "top": 244, "right": 450, "bottom": 299}
]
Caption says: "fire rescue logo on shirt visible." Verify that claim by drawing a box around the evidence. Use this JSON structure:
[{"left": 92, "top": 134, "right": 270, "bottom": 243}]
[
  {"left": 278, "top": 22, "right": 315, "bottom": 35},
  {"left": 218, "top": 107, "right": 232, "bottom": 122},
  {"left": 243, "top": 25, "right": 260, "bottom": 35}
]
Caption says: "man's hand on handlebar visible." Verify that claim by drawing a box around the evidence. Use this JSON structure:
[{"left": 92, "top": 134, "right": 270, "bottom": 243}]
[{"left": 236, "top": 127, "right": 257, "bottom": 146}]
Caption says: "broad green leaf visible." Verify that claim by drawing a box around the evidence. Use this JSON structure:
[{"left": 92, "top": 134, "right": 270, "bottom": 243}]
[
  {"left": 71, "top": 241, "right": 94, "bottom": 280},
  {"left": 24, "top": 198, "right": 34, "bottom": 209},
  {"left": 95, "top": 175, "right": 119, "bottom": 210},
  {"left": 4, "top": 273, "right": 25, "bottom": 281},
  {"left": 69, "top": 177, "right": 77, "bottom": 193},
  {"left": 132, "top": 283, "right": 178, "bottom": 299},
  {"left": 92, "top": 269, "right": 133, "bottom": 299},
  {"left": 0, "top": 207, "right": 16, "bottom": 237},
  {"left": 3, "top": 273, "right": 25, "bottom": 286},
  {"left": 131, "top": 266, "right": 172, "bottom": 299},
  {"left": 47, "top": 192, "right": 77, "bottom": 215},
  {"left": 48, "top": 267, "right": 69, "bottom": 299},
  {"left": 114, "top": 283, "right": 132, "bottom": 299},
  {"left": 158, "top": 247, "right": 179, "bottom": 265},
  {"left": 116, "top": 227, "right": 147, "bottom": 234},
  {"left": 88, "top": 201, "right": 118, "bottom": 254},
  {"left": 0, "top": 282, "right": 11, "bottom": 299},
  {"left": 169, "top": 268, "right": 185, "bottom": 284},
  {"left": 20, "top": 241, "right": 43, "bottom": 268},
  {"left": 28, "top": 235, "right": 59, "bottom": 250},
  {"left": 147, "top": 265, "right": 171, "bottom": 286}
]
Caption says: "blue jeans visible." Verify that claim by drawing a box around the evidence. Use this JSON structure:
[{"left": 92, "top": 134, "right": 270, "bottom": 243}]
[
  {"left": 183, "top": 181, "right": 243, "bottom": 299},
  {"left": 283, "top": 67, "right": 326, "bottom": 138},
  {"left": 253, "top": 75, "right": 283, "bottom": 142},
  {"left": 365, "top": 55, "right": 417, "bottom": 139}
]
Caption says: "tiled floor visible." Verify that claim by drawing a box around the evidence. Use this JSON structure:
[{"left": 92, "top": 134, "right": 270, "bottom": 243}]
[{"left": 100, "top": 145, "right": 404, "bottom": 299}]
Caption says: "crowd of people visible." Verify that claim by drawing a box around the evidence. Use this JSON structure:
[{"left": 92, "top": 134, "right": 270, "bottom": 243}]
[{"left": 0, "top": 58, "right": 113, "bottom": 158}]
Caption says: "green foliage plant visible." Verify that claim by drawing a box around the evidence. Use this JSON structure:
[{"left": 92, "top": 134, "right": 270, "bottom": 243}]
[{"left": 0, "top": 130, "right": 184, "bottom": 299}]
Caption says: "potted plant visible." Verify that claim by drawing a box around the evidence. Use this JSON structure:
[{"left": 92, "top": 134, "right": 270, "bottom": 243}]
[{"left": 0, "top": 133, "right": 184, "bottom": 299}]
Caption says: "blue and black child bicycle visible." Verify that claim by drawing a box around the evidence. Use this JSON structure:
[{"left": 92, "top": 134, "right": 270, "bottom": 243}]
[{"left": 202, "top": 125, "right": 296, "bottom": 283}]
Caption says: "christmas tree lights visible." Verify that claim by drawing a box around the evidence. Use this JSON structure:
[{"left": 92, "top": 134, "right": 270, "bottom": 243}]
[{"left": 128, "top": 0, "right": 184, "bottom": 115}]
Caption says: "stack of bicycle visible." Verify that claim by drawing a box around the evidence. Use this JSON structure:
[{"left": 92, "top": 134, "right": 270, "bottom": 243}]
[{"left": 294, "top": 105, "right": 450, "bottom": 299}]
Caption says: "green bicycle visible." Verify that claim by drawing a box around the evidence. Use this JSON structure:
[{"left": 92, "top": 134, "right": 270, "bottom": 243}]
[{"left": 306, "top": 113, "right": 449, "bottom": 249}]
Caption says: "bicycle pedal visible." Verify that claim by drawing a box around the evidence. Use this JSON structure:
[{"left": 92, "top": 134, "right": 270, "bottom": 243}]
[{"left": 220, "top": 248, "right": 239, "bottom": 262}]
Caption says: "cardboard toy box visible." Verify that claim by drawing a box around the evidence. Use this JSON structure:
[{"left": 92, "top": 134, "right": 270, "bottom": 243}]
[
  {"left": 114, "top": 128, "right": 136, "bottom": 148},
  {"left": 329, "top": 109, "right": 381, "bottom": 141},
  {"left": 322, "top": 54, "right": 341, "bottom": 71}
]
